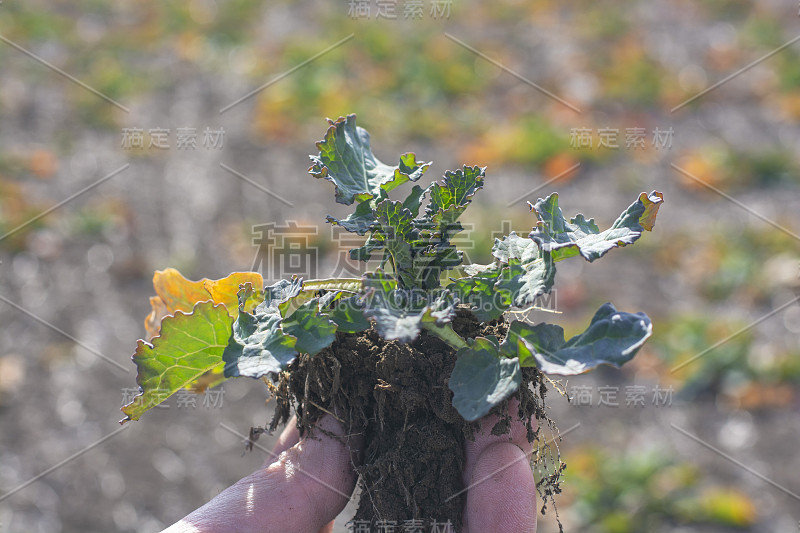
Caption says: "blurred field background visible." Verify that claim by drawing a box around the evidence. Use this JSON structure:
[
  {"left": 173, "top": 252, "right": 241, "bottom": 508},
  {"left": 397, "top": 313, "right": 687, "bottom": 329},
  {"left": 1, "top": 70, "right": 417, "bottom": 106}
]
[{"left": 1, "top": 1, "right": 799, "bottom": 532}]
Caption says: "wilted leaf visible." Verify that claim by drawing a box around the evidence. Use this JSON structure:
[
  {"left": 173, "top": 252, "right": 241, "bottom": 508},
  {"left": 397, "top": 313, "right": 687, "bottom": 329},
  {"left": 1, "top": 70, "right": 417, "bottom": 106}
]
[
  {"left": 449, "top": 337, "right": 522, "bottom": 421},
  {"left": 203, "top": 272, "right": 263, "bottom": 311},
  {"left": 529, "top": 191, "right": 663, "bottom": 262},
  {"left": 122, "top": 301, "right": 232, "bottom": 422},
  {"left": 144, "top": 269, "right": 263, "bottom": 339},
  {"left": 150, "top": 268, "right": 210, "bottom": 313},
  {"left": 144, "top": 295, "right": 169, "bottom": 341}
]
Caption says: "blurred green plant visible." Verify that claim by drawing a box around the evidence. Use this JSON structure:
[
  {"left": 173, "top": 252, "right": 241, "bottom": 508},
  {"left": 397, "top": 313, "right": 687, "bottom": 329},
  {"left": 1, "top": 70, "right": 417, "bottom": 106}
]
[{"left": 564, "top": 447, "right": 757, "bottom": 532}]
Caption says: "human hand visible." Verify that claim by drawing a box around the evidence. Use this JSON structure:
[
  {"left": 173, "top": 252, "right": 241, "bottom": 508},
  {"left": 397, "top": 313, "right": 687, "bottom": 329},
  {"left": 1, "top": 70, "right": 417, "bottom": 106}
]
[{"left": 162, "top": 402, "right": 537, "bottom": 533}]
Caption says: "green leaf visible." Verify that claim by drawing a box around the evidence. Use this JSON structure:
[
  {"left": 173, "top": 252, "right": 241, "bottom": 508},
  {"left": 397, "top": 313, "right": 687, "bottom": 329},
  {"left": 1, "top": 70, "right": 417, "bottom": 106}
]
[
  {"left": 362, "top": 271, "right": 456, "bottom": 342},
  {"left": 121, "top": 301, "right": 232, "bottom": 422},
  {"left": 383, "top": 153, "right": 432, "bottom": 195},
  {"left": 492, "top": 232, "right": 540, "bottom": 264},
  {"left": 309, "top": 114, "right": 430, "bottom": 206},
  {"left": 425, "top": 165, "right": 486, "bottom": 227},
  {"left": 449, "top": 265, "right": 509, "bottom": 322},
  {"left": 449, "top": 337, "right": 522, "bottom": 422},
  {"left": 222, "top": 280, "right": 304, "bottom": 379},
  {"left": 222, "top": 301, "right": 298, "bottom": 379},
  {"left": 373, "top": 199, "right": 416, "bottom": 282},
  {"left": 450, "top": 238, "right": 555, "bottom": 319},
  {"left": 281, "top": 298, "right": 338, "bottom": 355},
  {"left": 401, "top": 184, "right": 427, "bottom": 217},
  {"left": 501, "top": 303, "right": 653, "bottom": 375},
  {"left": 326, "top": 200, "right": 376, "bottom": 235},
  {"left": 329, "top": 295, "right": 371, "bottom": 333},
  {"left": 529, "top": 191, "right": 664, "bottom": 262}
]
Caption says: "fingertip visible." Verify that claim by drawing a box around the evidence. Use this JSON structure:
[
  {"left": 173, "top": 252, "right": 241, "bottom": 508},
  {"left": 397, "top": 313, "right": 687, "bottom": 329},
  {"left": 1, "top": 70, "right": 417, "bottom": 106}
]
[
  {"left": 463, "top": 442, "right": 537, "bottom": 533},
  {"left": 284, "top": 415, "right": 362, "bottom": 522},
  {"left": 464, "top": 398, "right": 538, "bottom": 477},
  {"left": 263, "top": 416, "right": 300, "bottom": 468}
]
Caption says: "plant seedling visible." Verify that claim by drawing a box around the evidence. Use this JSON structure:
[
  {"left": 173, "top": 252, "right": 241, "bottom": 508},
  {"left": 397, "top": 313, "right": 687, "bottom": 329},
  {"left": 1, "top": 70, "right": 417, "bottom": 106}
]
[{"left": 122, "top": 114, "right": 663, "bottom": 529}]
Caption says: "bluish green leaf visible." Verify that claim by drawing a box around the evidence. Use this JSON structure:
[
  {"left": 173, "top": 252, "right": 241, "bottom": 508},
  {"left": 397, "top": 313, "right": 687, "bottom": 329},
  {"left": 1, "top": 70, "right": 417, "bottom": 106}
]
[
  {"left": 450, "top": 240, "right": 555, "bottom": 318},
  {"left": 449, "top": 337, "right": 522, "bottom": 422},
  {"left": 223, "top": 308, "right": 297, "bottom": 378},
  {"left": 495, "top": 257, "right": 555, "bottom": 308},
  {"left": 329, "top": 296, "right": 370, "bottom": 333},
  {"left": 326, "top": 200, "right": 376, "bottom": 235},
  {"left": 223, "top": 281, "right": 302, "bottom": 379},
  {"left": 500, "top": 320, "right": 562, "bottom": 367},
  {"left": 362, "top": 271, "right": 456, "bottom": 342},
  {"left": 262, "top": 278, "right": 303, "bottom": 317},
  {"left": 425, "top": 166, "right": 485, "bottom": 228},
  {"left": 501, "top": 303, "right": 653, "bottom": 375},
  {"left": 281, "top": 298, "right": 338, "bottom": 356},
  {"left": 309, "top": 114, "right": 430, "bottom": 205},
  {"left": 529, "top": 191, "right": 664, "bottom": 262},
  {"left": 449, "top": 265, "right": 509, "bottom": 322},
  {"left": 492, "top": 232, "right": 540, "bottom": 264}
]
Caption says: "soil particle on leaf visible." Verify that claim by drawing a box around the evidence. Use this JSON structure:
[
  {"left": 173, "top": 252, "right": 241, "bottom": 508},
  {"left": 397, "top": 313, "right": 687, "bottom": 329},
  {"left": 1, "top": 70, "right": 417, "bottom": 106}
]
[{"left": 265, "top": 308, "right": 560, "bottom": 531}]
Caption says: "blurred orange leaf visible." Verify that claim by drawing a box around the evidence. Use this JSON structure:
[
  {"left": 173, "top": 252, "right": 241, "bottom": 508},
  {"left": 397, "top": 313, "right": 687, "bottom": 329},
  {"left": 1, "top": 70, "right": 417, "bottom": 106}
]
[{"left": 29, "top": 149, "right": 58, "bottom": 179}]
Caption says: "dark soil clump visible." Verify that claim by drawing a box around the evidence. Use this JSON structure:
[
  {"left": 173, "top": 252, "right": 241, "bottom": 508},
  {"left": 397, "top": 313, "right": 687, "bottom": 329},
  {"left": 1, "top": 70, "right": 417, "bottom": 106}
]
[{"left": 264, "top": 308, "right": 561, "bottom": 531}]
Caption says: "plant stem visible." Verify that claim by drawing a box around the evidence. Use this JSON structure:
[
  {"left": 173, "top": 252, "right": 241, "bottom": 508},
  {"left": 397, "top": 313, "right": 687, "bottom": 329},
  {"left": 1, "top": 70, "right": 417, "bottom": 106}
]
[{"left": 422, "top": 321, "right": 468, "bottom": 350}]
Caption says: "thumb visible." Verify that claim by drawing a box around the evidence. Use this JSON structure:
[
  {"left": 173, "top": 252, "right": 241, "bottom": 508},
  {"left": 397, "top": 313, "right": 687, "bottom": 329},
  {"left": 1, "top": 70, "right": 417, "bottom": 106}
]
[
  {"left": 162, "top": 415, "right": 361, "bottom": 533},
  {"left": 462, "top": 399, "right": 538, "bottom": 533}
]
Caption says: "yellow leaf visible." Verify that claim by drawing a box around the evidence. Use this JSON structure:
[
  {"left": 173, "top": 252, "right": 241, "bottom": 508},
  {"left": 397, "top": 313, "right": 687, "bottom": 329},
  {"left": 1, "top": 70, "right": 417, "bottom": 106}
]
[
  {"left": 203, "top": 272, "right": 263, "bottom": 311},
  {"left": 153, "top": 268, "right": 212, "bottom": 315},
  {"left": 143, "top": 269, "right": 263, "bottom": 340}
]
